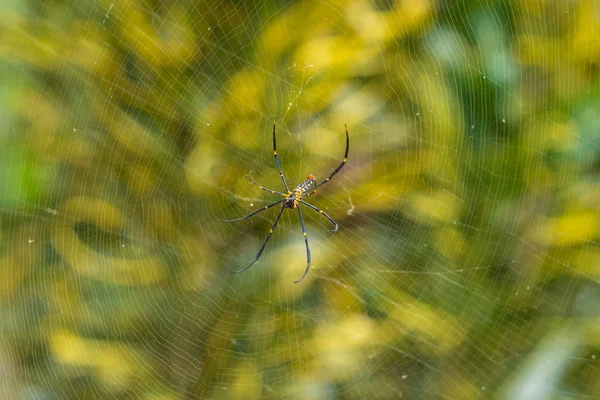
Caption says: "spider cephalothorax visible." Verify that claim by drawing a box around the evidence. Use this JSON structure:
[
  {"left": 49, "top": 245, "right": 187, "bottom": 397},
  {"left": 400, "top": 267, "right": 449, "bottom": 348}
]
[{"left": 220, "top": 122, "right": 349, "bottom": 283}]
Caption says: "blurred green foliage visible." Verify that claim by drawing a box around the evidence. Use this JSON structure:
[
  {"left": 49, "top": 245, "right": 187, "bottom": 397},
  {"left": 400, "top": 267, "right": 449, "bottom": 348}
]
[{"left": 0, "top": 0, "right": 599, "bottom": 399}]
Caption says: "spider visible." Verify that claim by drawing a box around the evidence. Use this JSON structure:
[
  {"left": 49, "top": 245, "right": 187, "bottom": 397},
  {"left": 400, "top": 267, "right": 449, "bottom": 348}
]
[{"left": 219, "top": 122, "right": 349, "bottom": 283}]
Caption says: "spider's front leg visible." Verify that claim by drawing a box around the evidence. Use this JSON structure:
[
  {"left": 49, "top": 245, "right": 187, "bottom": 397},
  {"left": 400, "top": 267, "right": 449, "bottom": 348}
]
[
  {"left": 294, "top": 204, "right": 311, "bottom": 283},
  {"left": 245, "top": 175, "right": 287, "bottom": 197},
  {"left": 218, "top": 199, "right": 284, "bottom": 222},
  {"left": 231, "top": 204, "right": 286, "bottom": 274}
]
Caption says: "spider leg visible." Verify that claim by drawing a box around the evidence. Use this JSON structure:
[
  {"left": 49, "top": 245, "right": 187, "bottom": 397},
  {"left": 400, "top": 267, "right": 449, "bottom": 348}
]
[
  {"left": 294, "top": 204, "right": 312, "bottom": 283},
  {"left": 245, "top": 175, "right": 287, "bottom": 197},
  {"left": 313, "top": 124, "right": 349, "bottom": 189},
  {"left": 303, "top": 189, "right": 317, "bottom": 198},
  {"left": 218, "top": 199, "right": 284, "bottom": 222},
  {"left": 272, "top": 121, "right": 290, "bottom": 192},
  {"left": 299, "top": 200, "right": 338, "bottom": 232},
  {"left": 231, "top": 204, "right": 285, "bottom": 274}
]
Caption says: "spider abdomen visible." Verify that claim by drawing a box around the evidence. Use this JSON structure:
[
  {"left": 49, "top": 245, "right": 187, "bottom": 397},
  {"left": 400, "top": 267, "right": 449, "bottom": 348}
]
[
  {"left": 296, "top": 175, "right": 316, "bottom": 193},
  {"left": 284, "top": 176, "right": 316, "bottom": 209}
]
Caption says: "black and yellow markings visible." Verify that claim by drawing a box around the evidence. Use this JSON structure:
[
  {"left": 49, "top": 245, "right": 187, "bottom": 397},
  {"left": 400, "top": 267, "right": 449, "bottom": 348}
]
[{"left": 220, "top": 122, "right": 347, "bottom": 282}]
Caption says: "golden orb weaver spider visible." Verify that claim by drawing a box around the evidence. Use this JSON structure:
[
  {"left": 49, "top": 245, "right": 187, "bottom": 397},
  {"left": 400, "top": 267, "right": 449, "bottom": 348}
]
[{"left": 219, "top": 122, "right": 349, "bottom": 283}]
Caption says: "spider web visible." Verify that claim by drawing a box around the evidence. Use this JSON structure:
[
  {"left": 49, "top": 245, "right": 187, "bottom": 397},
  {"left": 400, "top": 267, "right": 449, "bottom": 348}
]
[{"left": 1, "top": 0, "right": 599, "bottom": 398}]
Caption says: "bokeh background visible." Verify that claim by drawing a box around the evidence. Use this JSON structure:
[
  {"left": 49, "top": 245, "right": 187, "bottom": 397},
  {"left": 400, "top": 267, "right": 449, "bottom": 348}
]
[{"left": 1, "top": 0, "right": 599, "bottom": 398}]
